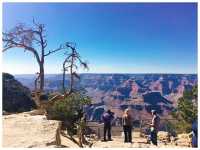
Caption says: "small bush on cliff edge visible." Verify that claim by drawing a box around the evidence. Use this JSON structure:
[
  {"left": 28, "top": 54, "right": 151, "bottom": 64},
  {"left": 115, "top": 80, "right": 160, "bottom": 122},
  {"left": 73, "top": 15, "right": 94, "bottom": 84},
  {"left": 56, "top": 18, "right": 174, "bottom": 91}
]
[{"left": 47, "top": 92, "right": 91, "bottom": 136}]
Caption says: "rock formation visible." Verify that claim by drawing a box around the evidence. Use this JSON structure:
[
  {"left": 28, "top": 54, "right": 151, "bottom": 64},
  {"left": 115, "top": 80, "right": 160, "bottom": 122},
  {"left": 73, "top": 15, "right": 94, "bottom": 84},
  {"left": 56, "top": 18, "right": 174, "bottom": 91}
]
[{"left": 3, "top": 73, "right": 36, "bottom": 112}]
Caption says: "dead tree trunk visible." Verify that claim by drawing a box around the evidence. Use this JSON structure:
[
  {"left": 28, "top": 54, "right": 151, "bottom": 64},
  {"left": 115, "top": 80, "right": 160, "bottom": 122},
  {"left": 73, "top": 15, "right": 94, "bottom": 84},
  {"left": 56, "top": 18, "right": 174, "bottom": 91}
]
[
  {"left": 70, "top": 51, "right": 74, "bottom": 93},
  {"left": 39, "top": 62, "right": 44, "bottom": 91},
  {"left": 62, "top": 67, "right": 66, "bottom": 93}
]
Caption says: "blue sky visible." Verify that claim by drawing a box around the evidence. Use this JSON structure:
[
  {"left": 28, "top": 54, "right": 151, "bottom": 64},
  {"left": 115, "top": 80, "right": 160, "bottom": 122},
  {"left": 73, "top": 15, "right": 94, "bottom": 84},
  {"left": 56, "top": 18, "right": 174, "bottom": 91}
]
[{"left": 2, "top": 3, "right": 197, "bottom": 74}]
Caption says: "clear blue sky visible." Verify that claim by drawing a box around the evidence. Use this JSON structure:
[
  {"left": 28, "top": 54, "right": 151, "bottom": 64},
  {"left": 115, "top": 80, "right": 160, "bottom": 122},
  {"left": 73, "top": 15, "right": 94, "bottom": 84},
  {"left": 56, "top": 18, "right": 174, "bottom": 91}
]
[{"left": 3, "top": 3, "right": 197, "bottom": 74}]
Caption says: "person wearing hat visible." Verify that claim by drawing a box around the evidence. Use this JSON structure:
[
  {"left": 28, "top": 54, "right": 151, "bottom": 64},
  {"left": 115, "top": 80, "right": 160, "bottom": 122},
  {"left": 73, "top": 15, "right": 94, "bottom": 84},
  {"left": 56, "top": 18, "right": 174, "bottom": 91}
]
[
  {"left": 149, "top": 109, "right": 160, "bottom": 145},
  {"left": 101, "top": 109, "right": 114, "bottom": 141}
]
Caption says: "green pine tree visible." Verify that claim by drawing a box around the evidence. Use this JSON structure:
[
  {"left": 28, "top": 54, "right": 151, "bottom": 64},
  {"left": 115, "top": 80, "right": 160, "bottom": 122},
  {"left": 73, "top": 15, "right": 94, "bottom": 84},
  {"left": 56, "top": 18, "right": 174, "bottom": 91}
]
[{"left": 171, "top": 85, "right": 197, "bottom": 133}]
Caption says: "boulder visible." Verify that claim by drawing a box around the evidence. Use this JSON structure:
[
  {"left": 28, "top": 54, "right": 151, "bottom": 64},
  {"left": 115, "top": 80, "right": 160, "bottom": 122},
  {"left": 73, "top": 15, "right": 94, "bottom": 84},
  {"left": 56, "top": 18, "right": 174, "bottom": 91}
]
[
  {"left": 3, "top": 112, "right": 61, "bottom": 147},
  {"left": 158, "top": 131, "right": 170, "bottom": 142},
  {"left": 175, "top": 133, "right": 191, "bottom": 147}
]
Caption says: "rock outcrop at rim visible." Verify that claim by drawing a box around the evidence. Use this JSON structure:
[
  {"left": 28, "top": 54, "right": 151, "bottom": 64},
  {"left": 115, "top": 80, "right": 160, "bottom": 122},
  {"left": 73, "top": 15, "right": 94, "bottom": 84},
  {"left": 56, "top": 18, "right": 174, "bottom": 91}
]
[
  {"left": 3, "top": 73, "right": 36, "bottom": 112},
  {"left": 3, "top": 111, "right": 61, "bottom": 148},
  {"left": 2, "top": 110, "right": 192, "bottom": 148}
]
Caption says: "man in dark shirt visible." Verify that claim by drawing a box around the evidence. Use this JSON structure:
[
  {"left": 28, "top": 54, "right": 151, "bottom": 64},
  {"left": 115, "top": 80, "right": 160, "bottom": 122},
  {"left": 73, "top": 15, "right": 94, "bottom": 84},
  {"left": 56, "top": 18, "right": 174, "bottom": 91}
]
[{"left": 101, "top": 109, "right": 114, "bottom": 141}]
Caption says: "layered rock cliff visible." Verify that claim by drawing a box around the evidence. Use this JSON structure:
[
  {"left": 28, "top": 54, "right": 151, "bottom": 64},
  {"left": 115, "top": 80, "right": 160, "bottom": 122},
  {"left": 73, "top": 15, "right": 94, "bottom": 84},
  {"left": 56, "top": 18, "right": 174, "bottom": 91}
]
[{"left": 3, "top": 73, "right": 36, "bottom": 112}]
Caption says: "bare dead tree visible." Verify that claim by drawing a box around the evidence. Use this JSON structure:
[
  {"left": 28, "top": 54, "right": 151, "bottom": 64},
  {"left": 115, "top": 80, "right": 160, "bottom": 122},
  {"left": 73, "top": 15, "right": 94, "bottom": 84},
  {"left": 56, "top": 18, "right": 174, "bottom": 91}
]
[
  {"left": 3, "top": 19, "right": 68, "bottom": 93},
  {"left": 62, "top": 42, "right": 88, "bottom": 95}
]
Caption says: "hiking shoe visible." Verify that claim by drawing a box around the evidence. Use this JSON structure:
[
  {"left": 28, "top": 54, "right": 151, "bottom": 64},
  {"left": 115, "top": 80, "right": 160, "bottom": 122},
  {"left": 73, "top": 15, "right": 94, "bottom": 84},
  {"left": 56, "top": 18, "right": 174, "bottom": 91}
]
[{"left": 101, "top": 139, "right": 107, "bottom": 142}]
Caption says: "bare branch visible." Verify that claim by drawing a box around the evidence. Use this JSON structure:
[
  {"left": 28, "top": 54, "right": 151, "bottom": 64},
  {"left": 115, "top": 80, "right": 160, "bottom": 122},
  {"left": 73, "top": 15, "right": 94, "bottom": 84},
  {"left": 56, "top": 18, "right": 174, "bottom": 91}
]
[
  {"left": 2, "top": 46, "right": 13, "bottom": 52},
  {"left": 44, "top": 44, "right": 66, "bottom": 57},
  {"left": 77, "top": 57, "right": 89, "bottom": 70},
  {"left": 81, "top": 61, "right": 89, "bottom": 70},
  {"left": 65, "top": 42, "right": 76, "bottom": 51},
  {"left": 72, "top": 72, "right": 80, "bottom": 80},
  {"left": 64, "top": 64, "right": 78, "bottom": 69},
  {"left": 33, "top": 18, "right": 40, "bottom": 27},
  {"left": 43, "top": 40, "right": 47, "bottom": 48},
  {"left": 3, "top": 33, "right": 41, "bottom": 65},
  {"left": 34, "top": 72, "right": 41, "bottom": 91}
]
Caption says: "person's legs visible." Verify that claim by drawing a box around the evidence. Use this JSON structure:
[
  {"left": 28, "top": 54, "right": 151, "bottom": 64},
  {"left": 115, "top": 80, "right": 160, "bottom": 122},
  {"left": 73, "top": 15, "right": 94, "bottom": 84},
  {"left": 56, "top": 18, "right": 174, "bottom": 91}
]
[
  {"left": 103, "top": 124, "right": 107, "bottom": 141},
  {"left": 150, "top": 130, "right": 154, "bottom": 144},
  {"left": 107, "top": 124, "right": 112, "bottom": 140},
  {"left": 154, "top": 131, "right": 158, "bottom": 145},
  {"left": 150, "top": 130, "right": 157, "bottom": 145},
  {"left": 128, "top": 126, "right": 132, "bottom": 143},
  {"left": 192, "top": 135, "right": 197, "bottom": 147},
  {"left": 123, "top": 126, "right": 128, "bottom": 142}
]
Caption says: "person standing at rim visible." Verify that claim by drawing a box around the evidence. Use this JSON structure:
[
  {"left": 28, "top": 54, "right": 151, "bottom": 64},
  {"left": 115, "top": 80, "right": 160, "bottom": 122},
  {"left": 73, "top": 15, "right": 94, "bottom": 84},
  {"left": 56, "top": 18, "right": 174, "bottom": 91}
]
[
  {"left": 101, "top": 109, "right": 114, "bottom": 141},
  {"left": 122, "top": 108, "right": 133, "bottom": 143},
  {"left": 191, "top": 119, "right": 198, "bottom": 147},
  {"left": 149, "top": 109, "right": 160, "bottom": 146}
]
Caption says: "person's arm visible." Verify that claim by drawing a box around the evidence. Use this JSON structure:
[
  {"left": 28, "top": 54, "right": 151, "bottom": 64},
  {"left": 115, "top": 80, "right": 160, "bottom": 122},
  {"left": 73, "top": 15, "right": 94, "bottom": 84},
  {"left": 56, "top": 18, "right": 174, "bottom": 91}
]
[
  {"left": 101, "top": 114, "right": 105, "bottom": 122},
  {"left": 150, "top": 116, "right": 155, "bottom": 127},
  {"left": 110, "top": 114, "right": 115, "bottom": 125},
  {"left": 192, "top": 121, "right": 197, "bottom": 136},
  {"left": 111, "top": 114, "right": 115, "bottom": 120},
  {"left": 122, "top": 117, "right": 124, "bottom": 125}
]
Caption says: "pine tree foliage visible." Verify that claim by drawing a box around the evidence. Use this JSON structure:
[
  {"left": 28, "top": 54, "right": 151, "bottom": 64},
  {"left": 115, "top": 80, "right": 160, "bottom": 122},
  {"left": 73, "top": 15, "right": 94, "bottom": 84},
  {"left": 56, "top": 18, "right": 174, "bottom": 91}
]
[{"left": 171, "top": 85, "right": 197, "bottom": 133}]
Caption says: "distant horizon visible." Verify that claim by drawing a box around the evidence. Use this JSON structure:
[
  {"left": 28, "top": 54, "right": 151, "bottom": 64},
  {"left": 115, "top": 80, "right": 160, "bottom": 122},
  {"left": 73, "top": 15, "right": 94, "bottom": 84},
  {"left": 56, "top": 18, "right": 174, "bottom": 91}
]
[{"left": 12, "top": 72, "right": 198, "bottom": 75}]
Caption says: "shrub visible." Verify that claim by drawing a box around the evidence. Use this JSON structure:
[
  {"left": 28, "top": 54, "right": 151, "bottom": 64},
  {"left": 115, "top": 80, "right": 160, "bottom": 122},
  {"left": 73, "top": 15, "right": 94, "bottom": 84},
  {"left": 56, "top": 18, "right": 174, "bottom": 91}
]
[{"left": 47, "top": 92, "right": 91, "bottom": 136}]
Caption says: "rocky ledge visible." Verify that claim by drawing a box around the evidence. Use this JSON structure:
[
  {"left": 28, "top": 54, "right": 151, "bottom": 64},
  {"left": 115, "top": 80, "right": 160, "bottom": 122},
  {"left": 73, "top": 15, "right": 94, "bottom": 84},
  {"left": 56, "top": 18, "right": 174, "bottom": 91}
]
[
  {"left": 3, "top": 111, "right": 61, "bottom": 148},
  {"left": 2, "top": 111, "right": 192, "bottom": 148}
]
